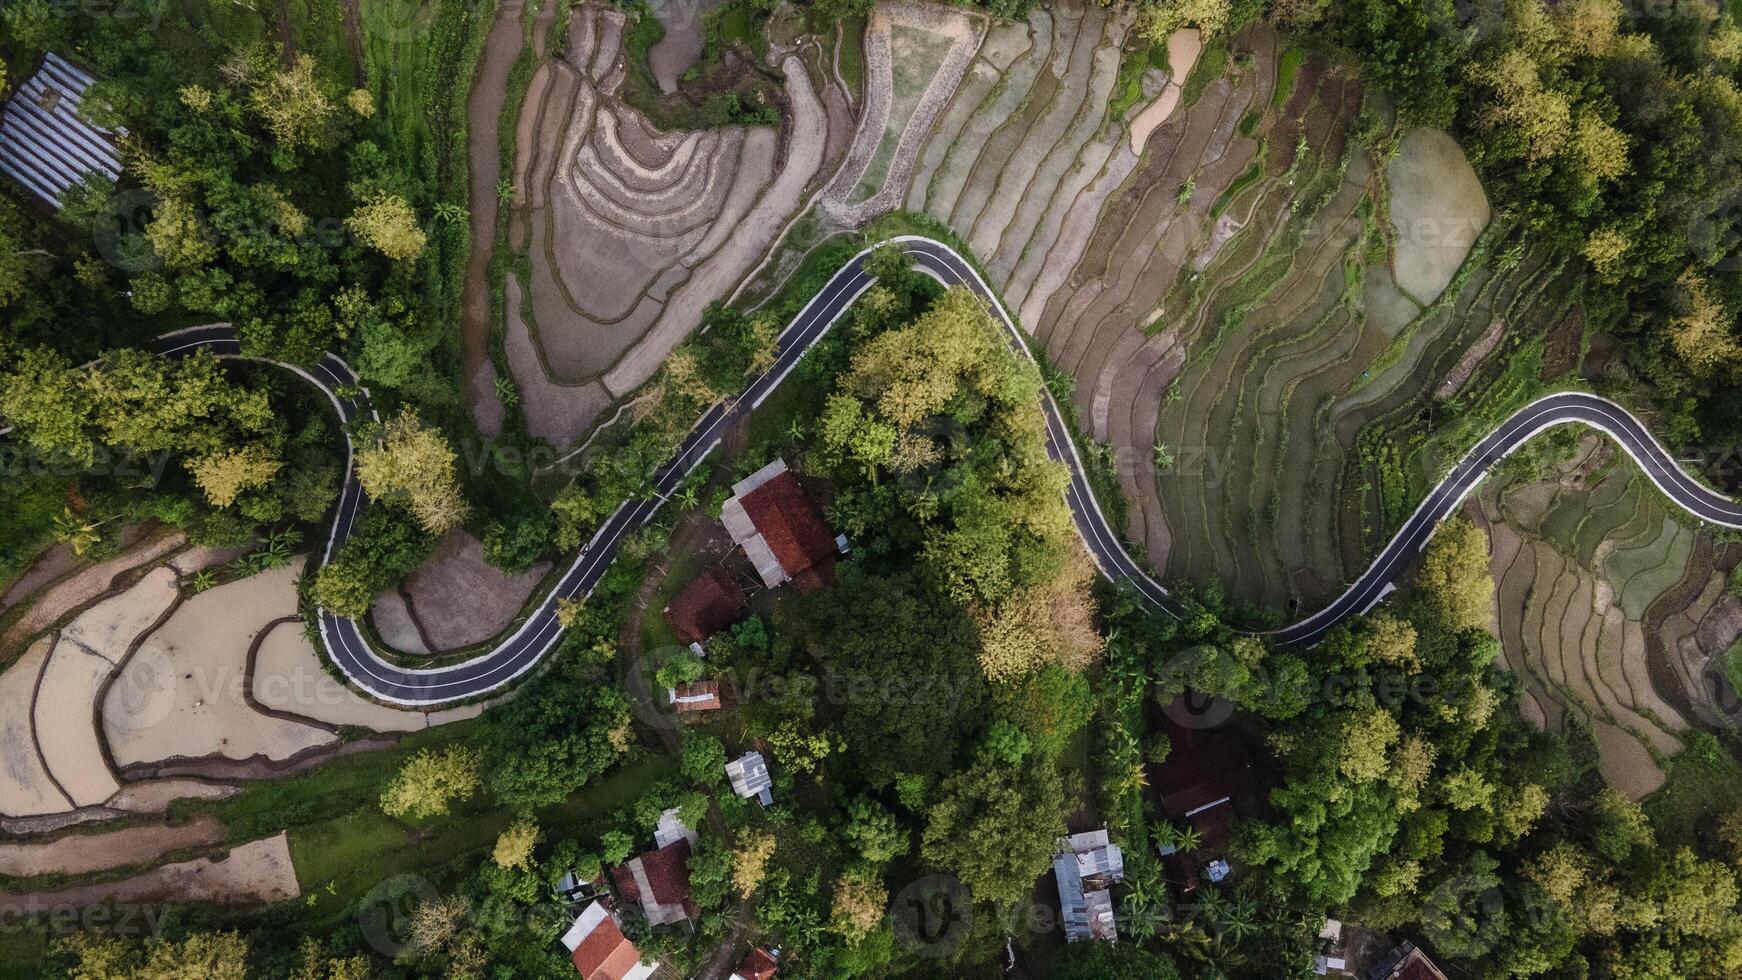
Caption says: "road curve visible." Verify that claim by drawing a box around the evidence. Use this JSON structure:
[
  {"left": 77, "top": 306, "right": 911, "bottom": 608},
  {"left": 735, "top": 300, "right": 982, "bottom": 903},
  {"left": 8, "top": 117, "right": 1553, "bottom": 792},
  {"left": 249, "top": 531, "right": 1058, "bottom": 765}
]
[{"left": 93, "top": 238, "right": 1742, "bottom": 703}]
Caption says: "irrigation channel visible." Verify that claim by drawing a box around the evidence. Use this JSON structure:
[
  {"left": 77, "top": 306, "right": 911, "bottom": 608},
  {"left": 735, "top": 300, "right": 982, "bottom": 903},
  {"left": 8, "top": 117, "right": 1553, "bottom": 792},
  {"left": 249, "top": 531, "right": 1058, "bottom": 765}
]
[{"left": 43, "top": 238, "right": 1742, "bottom": 704}]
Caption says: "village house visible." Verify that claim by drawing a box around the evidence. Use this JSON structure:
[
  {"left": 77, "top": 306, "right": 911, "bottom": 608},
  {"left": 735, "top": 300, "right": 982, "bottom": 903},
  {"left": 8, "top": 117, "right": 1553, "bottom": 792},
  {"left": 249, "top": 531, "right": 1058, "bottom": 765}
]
[
  {"left": 1153, "top": 707, "right": 1260, "bottom": 892},
  {"left": 611, "top": 835, "right": 698, "bottom": 927},
  {"left": 1052, "top": 829, "right": 1125, "bottom": 941},
  {"left": 1368, "top": 942, "right": 1448, "bottom": 980},
  {"left": 662, "top": 564, "right": 746, "bottom": 654},
  {"left": 0, "top": 53, "right": 124, "bottom": 208},
  {"left": 560, "top": 900, "right": 656, "bottom": 980},
  {"left": 729, "top": 946, "right": 780, "bottom": 980},
  {"left": 720, "top": 459, "right": 845, "bottom": 592},
  {"left": 726, "top": 750, "right": 774, "bottom": 806}
]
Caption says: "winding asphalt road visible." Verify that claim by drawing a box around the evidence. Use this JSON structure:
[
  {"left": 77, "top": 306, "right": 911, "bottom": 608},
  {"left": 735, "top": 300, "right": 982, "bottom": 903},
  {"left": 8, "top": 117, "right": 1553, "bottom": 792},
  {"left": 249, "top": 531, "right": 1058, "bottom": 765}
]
[{"left": 91, "top": 238, "right": 1742, "bottom": 702}]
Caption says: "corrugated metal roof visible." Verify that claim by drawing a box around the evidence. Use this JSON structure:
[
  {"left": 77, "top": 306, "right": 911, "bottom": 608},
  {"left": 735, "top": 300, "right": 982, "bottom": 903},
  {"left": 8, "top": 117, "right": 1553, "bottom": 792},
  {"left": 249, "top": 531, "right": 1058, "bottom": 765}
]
[{"left": 0, "top": 53, "right": 124, "bottom": 208}]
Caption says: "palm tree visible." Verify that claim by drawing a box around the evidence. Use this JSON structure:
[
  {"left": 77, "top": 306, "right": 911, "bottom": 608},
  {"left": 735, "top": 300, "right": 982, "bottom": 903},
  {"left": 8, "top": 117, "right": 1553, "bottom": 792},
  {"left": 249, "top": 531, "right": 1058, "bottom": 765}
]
[{"left": 1214, "top": 893, "right": 1261, "bottom": 944}]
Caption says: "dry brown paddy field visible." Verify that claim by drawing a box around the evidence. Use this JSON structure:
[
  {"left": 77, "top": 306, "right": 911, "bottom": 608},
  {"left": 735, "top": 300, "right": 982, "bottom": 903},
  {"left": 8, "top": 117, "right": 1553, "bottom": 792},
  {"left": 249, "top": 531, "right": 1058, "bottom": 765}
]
[
  {"left": 1475, "top": 436, "right": 1742, "bottom": 798},
  {"left": 499, "top": 2, "right": 857, "bottom": 449},
  {"left": 0, "top": 538, "right": 474, "bottom": 865}
]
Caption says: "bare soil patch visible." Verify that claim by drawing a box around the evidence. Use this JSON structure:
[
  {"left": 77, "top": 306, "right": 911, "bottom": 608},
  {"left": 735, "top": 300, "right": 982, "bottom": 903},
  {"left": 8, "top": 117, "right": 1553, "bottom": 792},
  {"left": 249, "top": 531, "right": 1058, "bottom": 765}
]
[
  {"left": 0, "top": 636, "right": 71, "bottom": 817},
  {"left": 459, "top": 0, "right": 529, "bottom": 437},
  {"left": 1128, "top": 28, "right": 1200, "bottom": 153},
  {"left": 505, "top": 5, "right": 829, "bottom": 447},
  {"left": 36, "top": 567, "right": 181, "bottom": 808},
  {"left": 0, "top": 832, "right": 299, "bottom": 912},
  {"left": 104, "top": 564, "right": 334, "bottom": 768},
  {"left": 0, "top": 815, "right": 225, "bottom": 878},
  {"left": 108, "top": 778, "right": 239, "bottom": 813},
  {"left": 398, "top": 529, "right": 551, "bottom": 650},
  {"left": 1, "top": 531, "right": 184, "bottom": 658},
  {"left": 252, "top": 621, "right": 432, "bottom": 732},
  {"left": 648, "top": 0, "right": 727, "bottom": 93}
]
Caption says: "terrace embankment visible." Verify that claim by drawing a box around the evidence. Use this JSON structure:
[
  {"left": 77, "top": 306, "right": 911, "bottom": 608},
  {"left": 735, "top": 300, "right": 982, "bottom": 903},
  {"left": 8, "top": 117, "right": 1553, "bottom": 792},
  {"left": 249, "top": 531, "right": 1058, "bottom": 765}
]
[
  {"left": 1475, "top": 435, "right": 1742, "bottom": 799},
  {"left": 504, "top": 3, "right": 839, "bottom": 449}
]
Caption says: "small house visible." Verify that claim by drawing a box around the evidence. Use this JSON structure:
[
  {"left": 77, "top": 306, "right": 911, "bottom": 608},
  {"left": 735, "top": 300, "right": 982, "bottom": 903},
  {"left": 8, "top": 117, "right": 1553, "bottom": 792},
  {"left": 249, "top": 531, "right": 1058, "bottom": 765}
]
[
  {"left": 0, "top": 54, "right": 123, "bottom": 208},
  {"left": 653, "top": 807, "right": 697, "bottom": 850},
  {"left": 1368, "top": 942, "right": 1448, "bottom": 980},
  {"left": 726, "top": 751, "right": 773, "bottom": 806},
  {"left": 612, "top": 839, "right": 698, "bottom": 927},
  {"left": 730, "top": 947, "right": 780, "bottom": 980},
  {"left": 1053, "top": 829, "right": 1125, "bottom": 941},
  {"left": 662, "top": 564, "right": 746, "bottom": 652},
  {"left": 560, "top": 901, "right": 655, "bottom": 980},
  {"left": 1153, "top": 708, "right": 1259, "bottom": 890},
  {"left": 721, "top": 459, "right": 844, "bottom": 592}
]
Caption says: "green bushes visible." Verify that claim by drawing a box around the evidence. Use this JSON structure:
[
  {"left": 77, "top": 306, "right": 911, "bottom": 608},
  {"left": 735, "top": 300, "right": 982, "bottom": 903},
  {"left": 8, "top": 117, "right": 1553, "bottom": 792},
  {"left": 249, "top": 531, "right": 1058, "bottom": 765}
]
[{"left": 310, "top": 504, "right": 437, "bottom": 618}]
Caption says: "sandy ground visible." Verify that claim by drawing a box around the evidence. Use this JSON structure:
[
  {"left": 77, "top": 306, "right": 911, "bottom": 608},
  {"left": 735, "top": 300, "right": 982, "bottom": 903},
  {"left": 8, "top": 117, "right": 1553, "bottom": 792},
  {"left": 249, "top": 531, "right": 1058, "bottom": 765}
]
[
  {"left": 252, "top": 620, "right": 482, "bottom": 730},
  {"left": 370, "top": 588, "right": 430, "bottom": 654},
  {"left": 1128, "top": 28, "right": 1200, "bottom": 153},
  {"left": 399, "top": 529, "right": 550, "bottom": 649},
  {"left": 0, "top": 815, "right": 226, "bottom": 878},
  {"left": 104, "top": 564, "right": 335, "bottom": 767},
  {"left": 108, "top": 778, "right": 239, "bottom": 813},
  {"left": 0, "top": 832, "right": 300, "bottom": 912},
  {"left": 2, "top": 532, "right": 185, "bottom": 655},
  {"left": 0, "top": 636, "right": 72, "bottom": 817},
  {"left": 1387, "top": 127, "right": 1489, "bottom": 303},
  {"left": 35, "top": 567, "right": 180, "bottom": 808}
]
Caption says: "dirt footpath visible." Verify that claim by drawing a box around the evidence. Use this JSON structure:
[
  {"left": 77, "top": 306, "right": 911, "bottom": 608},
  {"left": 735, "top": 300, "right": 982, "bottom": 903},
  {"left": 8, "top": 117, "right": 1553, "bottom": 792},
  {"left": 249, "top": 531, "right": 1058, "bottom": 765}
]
[
  {"left": 460, "top": 0, "right": 529, "bottom": 438},
  {"left": 0, "top": 815, "right": 226, "bottom": 878}
]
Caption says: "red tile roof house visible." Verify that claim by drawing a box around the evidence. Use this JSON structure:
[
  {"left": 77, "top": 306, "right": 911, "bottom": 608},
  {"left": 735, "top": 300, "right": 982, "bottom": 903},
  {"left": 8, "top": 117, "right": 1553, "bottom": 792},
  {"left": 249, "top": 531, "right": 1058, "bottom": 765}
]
[
  {"left": 611, "top": 838, "right": 699, "bottom": 927},
  {"left": 1368, "top": 942, "right": 1448, "bottom": 980},
  {"left": 721, "top": 459, "right": 846, "bottom": 592},
  {"left": 662, "top": 564, "right": 746, "bottom": 653},
  {"left": 559, "top": 900, "right": 656, "bottom": 980},
  {"left": 730, "top": 947, "right": 780, "bottom": 980}
]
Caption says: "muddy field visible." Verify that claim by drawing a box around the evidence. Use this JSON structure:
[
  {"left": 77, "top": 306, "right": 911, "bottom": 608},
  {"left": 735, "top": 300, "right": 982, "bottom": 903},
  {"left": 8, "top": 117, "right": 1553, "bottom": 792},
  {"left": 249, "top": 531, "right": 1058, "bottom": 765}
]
[
  {"left": 0, "top": 548, "right": 476, "bottom": 830},
  {"left": 503, "top": 3, "right": 844, "bottom": 449}
]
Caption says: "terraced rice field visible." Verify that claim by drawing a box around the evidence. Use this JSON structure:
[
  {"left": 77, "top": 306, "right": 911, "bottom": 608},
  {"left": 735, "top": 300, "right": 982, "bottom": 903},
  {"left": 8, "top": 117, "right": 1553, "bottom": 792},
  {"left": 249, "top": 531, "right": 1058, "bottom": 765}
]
[
  {"left": 1480, "top": 441, "right": 1742, "bottom": 798},
  {"left": 0, "top": 544, "right": 471, "bottom": 830},
  {"left": 503, "top": 3, "right": 846, "bottom": 448},
  {"left": 816, "top": 5, "right": 1564, "bottom": 616}
]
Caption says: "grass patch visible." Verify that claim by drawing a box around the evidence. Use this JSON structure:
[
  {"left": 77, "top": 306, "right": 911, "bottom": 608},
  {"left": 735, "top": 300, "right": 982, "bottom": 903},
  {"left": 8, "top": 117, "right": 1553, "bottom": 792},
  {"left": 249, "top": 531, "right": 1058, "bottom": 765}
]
[
  {"left": 1109, "top": 41, "right": 1156, "bottom": 120},
  {"left": 837, "top": 14, "right": 866, "bottom": 93},
  {"left": 1644, "top": 731, "right": 1742, "bottom": 851},
  {"left": 1210, "top": 156, "right": 1265, "bottom": 219},
  {"left": 1237, "top": 108, "right": 1260, "bottom": 137},
  {"left": 1180, "top": 34, "right": 1228, "bottom": 109},
  {"left": 0, "top": 932, "right": 47, "bottom": 980},
  {"left": 1725, "top": 638, "right": 1742, "bottom": 702},
  {"left": 1273, "top": 45, "right": 1305, "bottom": 110}
]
